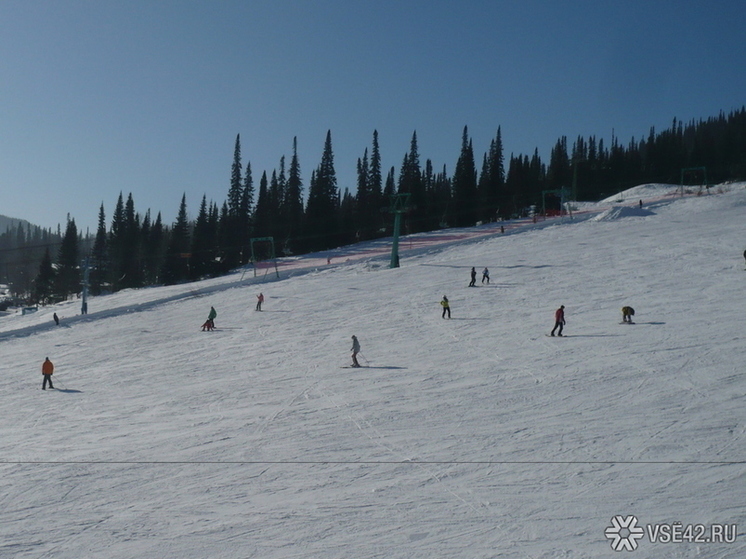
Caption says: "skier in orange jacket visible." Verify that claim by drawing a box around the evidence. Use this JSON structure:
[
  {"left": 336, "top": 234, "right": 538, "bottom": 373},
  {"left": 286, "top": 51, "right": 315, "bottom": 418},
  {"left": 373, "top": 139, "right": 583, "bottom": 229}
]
[{"left": 41, "top": 357, "right": 54, "bottom": 390}]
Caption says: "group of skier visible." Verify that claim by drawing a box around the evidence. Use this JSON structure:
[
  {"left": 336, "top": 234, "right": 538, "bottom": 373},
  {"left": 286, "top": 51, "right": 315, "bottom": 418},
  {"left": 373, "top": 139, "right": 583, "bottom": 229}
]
[
  {"left": 442, "top": 265, "right": 638, "bottom": 338},
  {"left": 204, "top": 294, "right": 361, "bottom": 368},
  {"left": 444, "top": 266, "right": 490, "bottom": 317},
  {"left": 190, "top": 283, "right": 635, "bottom": 370},
  {"left": 199, "top": 292, "right": 265, "bottom": 331},
  {"left": 35, "top": 243, "right": 746, "bottom": 386},
  {"left": 201, "top": 306, "right": 218, "bottom": 331},
  {"left": 444, "top": 265, "right": 498, "bottom": 319},
  {"left": 41, "top": 294, "right": 267, "bottom": 388},
  {"left": 467, "top": 267, "right": 491, "bottom": 287}
]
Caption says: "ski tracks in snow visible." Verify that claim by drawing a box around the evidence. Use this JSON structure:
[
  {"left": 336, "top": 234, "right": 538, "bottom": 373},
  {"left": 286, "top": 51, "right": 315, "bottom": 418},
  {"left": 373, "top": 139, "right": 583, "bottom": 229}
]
[{"left": 315, "top": 381, "right": 498, "bottom": 519}]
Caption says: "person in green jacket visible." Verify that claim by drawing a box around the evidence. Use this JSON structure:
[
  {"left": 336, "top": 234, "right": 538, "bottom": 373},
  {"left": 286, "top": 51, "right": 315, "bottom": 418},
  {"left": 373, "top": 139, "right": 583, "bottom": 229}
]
[{"left": 207, "top": 306, "right": 217, "bottom": 329}]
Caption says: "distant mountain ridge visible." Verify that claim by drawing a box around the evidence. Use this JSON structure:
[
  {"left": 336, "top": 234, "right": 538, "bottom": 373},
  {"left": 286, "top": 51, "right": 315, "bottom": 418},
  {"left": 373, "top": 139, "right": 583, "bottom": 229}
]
[{"left": 0, "top": 214, "right": 32, "bottom": 233}]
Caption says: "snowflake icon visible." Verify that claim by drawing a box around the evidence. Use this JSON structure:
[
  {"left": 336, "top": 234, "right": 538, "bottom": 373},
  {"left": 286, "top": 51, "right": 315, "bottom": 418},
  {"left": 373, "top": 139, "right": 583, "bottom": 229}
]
[{"left": 605, "top": 515, "right": 645, "bottom": 551}]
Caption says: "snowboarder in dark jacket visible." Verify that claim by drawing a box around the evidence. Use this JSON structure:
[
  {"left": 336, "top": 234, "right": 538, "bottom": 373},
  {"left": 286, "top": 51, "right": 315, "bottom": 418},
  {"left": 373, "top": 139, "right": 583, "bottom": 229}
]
[
  {"left": 622, "top": 306, "right": 635, "bottom": 323},
  {"left": 469, "top": 267, "right": 477, "bottom": 287},
  {"left": 551, "top": 305, "right": 565, "bottom": 336}
]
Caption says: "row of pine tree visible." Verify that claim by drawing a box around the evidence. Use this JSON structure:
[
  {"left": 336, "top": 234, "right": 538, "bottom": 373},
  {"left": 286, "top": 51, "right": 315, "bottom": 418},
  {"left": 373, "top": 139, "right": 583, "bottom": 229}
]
[{"left": 1, "top": 107, "right": 744, "bottom": 304}]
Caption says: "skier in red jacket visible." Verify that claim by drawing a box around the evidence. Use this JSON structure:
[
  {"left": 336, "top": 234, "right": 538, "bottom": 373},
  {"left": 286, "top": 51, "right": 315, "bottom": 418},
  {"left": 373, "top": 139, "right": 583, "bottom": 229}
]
[{"left": 551, "top": 305, "right": 565, "bottom": 336}]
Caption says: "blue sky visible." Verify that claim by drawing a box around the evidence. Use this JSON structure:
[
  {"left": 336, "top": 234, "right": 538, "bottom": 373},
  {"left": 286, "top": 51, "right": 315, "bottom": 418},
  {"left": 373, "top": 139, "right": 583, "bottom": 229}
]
[{"left": 1, "top": 0, "right": 744, "bottom": 233}]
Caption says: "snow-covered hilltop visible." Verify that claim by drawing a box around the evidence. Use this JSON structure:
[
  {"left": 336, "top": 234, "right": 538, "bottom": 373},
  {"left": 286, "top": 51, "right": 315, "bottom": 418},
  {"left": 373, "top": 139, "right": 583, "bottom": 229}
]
[{"left": 1, "top": 183, "right": 744, "bottom": 558}]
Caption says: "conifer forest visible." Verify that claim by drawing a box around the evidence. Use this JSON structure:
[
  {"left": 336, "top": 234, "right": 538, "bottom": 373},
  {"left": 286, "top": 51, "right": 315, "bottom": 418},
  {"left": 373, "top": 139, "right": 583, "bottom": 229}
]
[{"left": 1, "top": 107, "right": 744, "bottom": 305}]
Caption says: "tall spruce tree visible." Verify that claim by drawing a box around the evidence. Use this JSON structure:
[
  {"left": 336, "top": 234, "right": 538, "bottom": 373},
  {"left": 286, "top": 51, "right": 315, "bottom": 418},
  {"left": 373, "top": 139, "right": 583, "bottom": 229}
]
[
  {"left": 270, "top": 162, "right": 285, "bottom": 244},
  {"left": 161, "top": 194, "right": 191, "bottom": 285},
  {"left": 354, "top": 130, "right": 386, "bottom": 240},
  {"left": 253, "top": 171, "right": 271, "bottom": 239},
  {"left": 305, "top": 131, "right": 339, "bottom": 251},
  {"left": 224, "top": 134, "right": 244, "bottom": 269},
  {"left": 355, "top": 149, "right": 372, "bottom": 238},
  {"left": 266, "top": 169, "right": 282, "bottom": 244},
  {"left": 422, "top": 158, "right": 438, "bottom": 231},
  {"left": 338, "top": 187, "right": 356, "bottom": 246},
  {"left": 478, "top": 127, "right": 505, "bottom": 220},
  {"left": 216, "top": 202, "right": 231, "bottom": 274},
  {"left": 238, "top": 161, "right": 254, "bottom": 262},
  {"left": 189, "top": 195, "right": 212, "bottom": 279},
  {"left": 397, "top": 131, "right": 425, "bottom": 232},
  {"left": 55, "top": 216, "right": 80, "bottom": 300},
  {"left": 368, "top": 130, "right": 385, "bottom": 234},
  {"left": 140, "top": 210, "right": 152, "bottom": 283},
  {"left": 108, "top": 192, "right": 126, "bottom": 290},
  {"left": 282, "top": 137, "right": 305, "bottom": 254},
  {"left": 433, "top": 164, "right": 452, "bottom": 227},
  {"left": 33, "top": 247, "right": 56, "bottom": 305},
  {"left": 383, "top": 167, "right": 396, "bottom": 197},
  {"left": 143, "top": 211, "right": 164, "bottom": 284},
  {"left": 121, "top": 193, "right": 143, "bottom": 288},
  {"left": 228, "top": 134, "right": 243, "bottom": 215},
  {"left": 451, "top": 126, "right": 478, "bottom": 226},
  {"left": 547, "top": 136, "right": 570, "bottom": 191},
  {"left": 90, "top": 203, "right": 108, "bottom": 295}
]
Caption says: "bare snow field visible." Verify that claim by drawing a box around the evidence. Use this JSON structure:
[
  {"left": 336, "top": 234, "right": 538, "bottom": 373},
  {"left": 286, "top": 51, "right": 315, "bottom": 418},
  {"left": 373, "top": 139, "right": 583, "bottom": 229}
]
[{"left": 1, "top": 184, "right": 744, "bottom": 558}]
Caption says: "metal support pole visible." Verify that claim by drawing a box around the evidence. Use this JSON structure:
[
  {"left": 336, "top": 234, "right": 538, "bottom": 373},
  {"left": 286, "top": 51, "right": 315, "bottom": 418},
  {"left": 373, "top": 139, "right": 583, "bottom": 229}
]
[
  {"left": 390, "top": 212, "right": 402, "bottom": 268},
  {"left": 81, "top": 257, "right": 89, "bottom": 315},
  {"left": 389, "top": 193, "right": 410, "bottom": 269}
]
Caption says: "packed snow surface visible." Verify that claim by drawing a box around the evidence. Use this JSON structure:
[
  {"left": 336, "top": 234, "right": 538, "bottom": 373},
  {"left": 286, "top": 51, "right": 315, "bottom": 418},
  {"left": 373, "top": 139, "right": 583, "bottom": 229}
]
[
  {"left": 591, "top": 205, "right": 656, "bottom": 221},
  {"left": 1, "top": 184, "right": 745, "bottom": 558}
]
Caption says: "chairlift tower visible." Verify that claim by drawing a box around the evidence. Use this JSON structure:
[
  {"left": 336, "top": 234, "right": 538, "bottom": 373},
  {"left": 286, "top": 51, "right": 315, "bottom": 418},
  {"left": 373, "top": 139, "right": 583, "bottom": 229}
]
[
  {"left": 680, "top": 166, "right": 708, "bottom": 197},
  {"left": 80, "top": 257, "right": 89, "bottom": 314},
  {"left": 389, "top": 193, "right": 410, "bottom": 268},
  {"left": 248, "top": 237, "right": 280, "bottom": 279}
]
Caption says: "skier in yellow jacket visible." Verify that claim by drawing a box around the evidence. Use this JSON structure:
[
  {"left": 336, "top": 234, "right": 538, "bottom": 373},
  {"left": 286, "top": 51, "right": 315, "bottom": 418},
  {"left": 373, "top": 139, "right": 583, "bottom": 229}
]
[{"left": 440, "top": 296, "right": 451, "bottom": 319}]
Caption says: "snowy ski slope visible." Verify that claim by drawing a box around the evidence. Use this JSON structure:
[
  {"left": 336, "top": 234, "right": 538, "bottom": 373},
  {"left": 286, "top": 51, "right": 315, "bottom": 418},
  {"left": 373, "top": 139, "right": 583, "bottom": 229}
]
[{"left": 1, "top": 183, "right": 744, "bottom": 558}]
